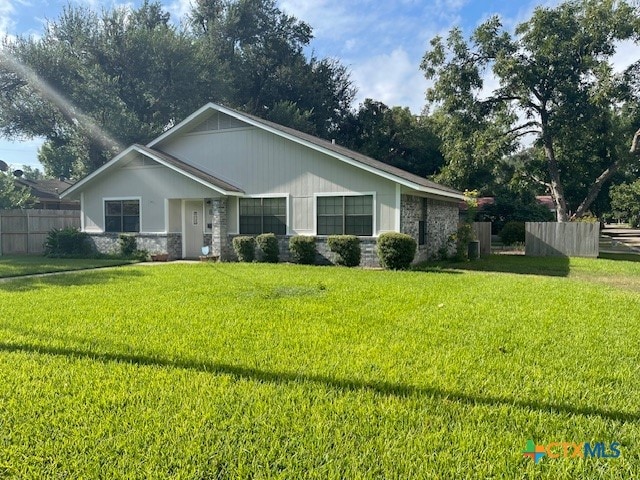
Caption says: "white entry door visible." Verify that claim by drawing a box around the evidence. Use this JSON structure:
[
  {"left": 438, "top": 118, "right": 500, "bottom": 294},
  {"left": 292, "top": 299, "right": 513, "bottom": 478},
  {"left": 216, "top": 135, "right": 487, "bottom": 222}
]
[{"left": 183, "top": 200, "right": 203, "bottom": 258}]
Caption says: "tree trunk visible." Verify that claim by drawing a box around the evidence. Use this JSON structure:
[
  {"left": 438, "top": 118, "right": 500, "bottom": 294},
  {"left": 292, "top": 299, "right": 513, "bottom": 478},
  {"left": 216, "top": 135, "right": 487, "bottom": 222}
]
[
  {"left": 632, "top": 128, "right": 640, "bottom": 155},
  {"left": 571, "top": 159, "right": 620, "bottom": 219},
  {"left": 541, "top": 120, "right": 569, "bottom": 222}
]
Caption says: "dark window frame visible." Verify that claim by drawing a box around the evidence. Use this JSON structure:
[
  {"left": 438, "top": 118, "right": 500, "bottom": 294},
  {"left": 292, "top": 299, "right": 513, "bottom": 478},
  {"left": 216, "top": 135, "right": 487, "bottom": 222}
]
[
  {"left": 317, "top": 195, "right": 374, "bottom": 236},
  {"left": 239, "top": 197, "right": 287, "bottom": 235},
  {"left": 104, "top": 199, "right": 140, "bottom": 233}
]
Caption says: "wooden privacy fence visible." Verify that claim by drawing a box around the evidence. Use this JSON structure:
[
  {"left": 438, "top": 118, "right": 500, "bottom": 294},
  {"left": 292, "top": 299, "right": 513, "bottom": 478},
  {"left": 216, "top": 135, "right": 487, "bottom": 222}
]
[
  {"left": 472, "top": 222, "right": 491, "bottom": 256},
  {"left": 525, "top": 222, "right": 599, "bottom": 258},
  {"left": 0, "top": 209, "right": 81, "bottom": 255}
]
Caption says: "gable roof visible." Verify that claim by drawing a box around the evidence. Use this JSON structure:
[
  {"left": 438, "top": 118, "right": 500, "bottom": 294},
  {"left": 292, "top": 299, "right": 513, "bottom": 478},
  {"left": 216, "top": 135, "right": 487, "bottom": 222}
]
[
  {"left": 15, "top": 177, "right": 76, "bottom": 200},
  {"left": 149, "top": 103, "right": 464, "bottom": 200},
  {"left": 61, "top": 144, "right": 244, "bottom": 198}
]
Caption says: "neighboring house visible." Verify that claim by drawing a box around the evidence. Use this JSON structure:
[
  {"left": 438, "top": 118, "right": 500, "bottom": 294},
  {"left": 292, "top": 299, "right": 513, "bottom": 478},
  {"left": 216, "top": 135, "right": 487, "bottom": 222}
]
[
  {"left": 61, "top": 103, "right": 464, "bottom": 265},
  {"left": 14, "top": 176, "right": 80, "bottom": 210}
]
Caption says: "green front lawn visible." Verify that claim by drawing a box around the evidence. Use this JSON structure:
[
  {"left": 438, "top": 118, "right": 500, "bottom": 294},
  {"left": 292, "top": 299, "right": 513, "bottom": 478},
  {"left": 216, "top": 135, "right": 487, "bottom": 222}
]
[
  {"left": 0, "top": 258, "right": 638, "bottom": 478},
  {"left": 0, "top": 255, "right": 136, "bottom": 278}
]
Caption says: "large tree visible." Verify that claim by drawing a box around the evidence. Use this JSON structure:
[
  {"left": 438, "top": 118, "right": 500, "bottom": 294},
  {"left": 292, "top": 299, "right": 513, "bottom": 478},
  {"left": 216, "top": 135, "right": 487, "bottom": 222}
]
[
  {"left": 0, "top": 1, "right": 211, "bottom": 178},
  {"left": 0, "top": 0, "right": 355, "bottom": 178},
  {"left": 339, "top": 99, "right": 445, "bottom": 177},
  {"left": 188, "top": 0, "right": 355, "bottom": 138},
  {"left": 422, "top": 0, "right": 640, "bottom": 221}
]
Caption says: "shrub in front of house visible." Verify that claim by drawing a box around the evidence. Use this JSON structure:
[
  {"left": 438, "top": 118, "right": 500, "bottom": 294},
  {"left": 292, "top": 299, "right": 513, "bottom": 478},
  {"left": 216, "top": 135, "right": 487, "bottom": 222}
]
[
  {"left": 119, "top": 234, "right": 137, "bottom": 257},
  {"left": 327, "top": 235, "right": 361, "bottom": 267},
  {"left": 289, "top": 235, "right": 316, "bottom": 264},
  {"left": 232, "top": 236, "right": 256, "bottom": 262},
  {"left": 376, "top": 232, "right": 416, "bottom": 270},
  {"left": 256, "top": 233, "right": 279, "bottom": 263},
  {"left": 499, "top": 221, "right": 526, "bottom": 246},
  {"left": 118, "top": 234, "right": 148, "bottom": 261},
  {"left": 44, "top": 227, "right": 92, "bottom": 257}
]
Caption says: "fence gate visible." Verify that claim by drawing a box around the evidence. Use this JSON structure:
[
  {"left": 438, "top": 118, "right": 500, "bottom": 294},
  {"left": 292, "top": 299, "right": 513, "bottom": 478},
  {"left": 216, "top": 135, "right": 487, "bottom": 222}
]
[{"left": 0, "top": 209, "right": 81, "bottom": 255}]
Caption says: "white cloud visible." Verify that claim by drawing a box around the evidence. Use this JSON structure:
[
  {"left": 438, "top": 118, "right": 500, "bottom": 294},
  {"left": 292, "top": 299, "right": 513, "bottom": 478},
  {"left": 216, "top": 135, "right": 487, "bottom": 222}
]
[
  {"left": 166, "top": 0, "right": 192, "bottom": 21},
  {"left": 611, "top": 39, "right": 639, "bottom": 74},
  {"left": 350, "top": 48, "right": 428, "bottom": 113},
  {"left": 0, "top": 0, "right": 17, "bottom": 37}
]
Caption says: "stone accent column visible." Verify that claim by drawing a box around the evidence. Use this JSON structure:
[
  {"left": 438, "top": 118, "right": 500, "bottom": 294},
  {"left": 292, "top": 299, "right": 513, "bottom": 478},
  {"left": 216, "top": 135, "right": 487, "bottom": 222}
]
[{"left": 211, "top": 197, "right": 230, "bottom": 260}]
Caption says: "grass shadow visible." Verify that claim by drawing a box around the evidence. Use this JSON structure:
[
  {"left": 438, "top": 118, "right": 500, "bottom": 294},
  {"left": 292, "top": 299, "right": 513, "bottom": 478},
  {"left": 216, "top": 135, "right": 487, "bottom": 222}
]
[
  {"left": 0, "top": 341, "right": 636, "bottom": 424},
  {"left": 0, "top": 267, "right": 147, "bottom": 292},
  {"left": 415, "top": 255, "right": 571, "bottom": 277},
  {"left": 598, "top": 252, "right": 640, "bottom": 262}
]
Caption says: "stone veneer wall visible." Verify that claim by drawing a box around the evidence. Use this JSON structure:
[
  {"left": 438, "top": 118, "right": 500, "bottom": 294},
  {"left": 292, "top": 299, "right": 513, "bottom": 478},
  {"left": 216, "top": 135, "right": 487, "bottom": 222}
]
[
  {"left": 88, "top": 233, "right": 182, "bottom": 259},
  {"left": 400, "top": 194, "right": 459, "bottom": 261},
  {"left": 425, "top": 198, "right": 459, "bottom": 259},
  {"left": 211, "top": 198, "right": 232, "bottom": 260},
  {"left": 227, "top": 235, "right": 380, "bottom": 267}
]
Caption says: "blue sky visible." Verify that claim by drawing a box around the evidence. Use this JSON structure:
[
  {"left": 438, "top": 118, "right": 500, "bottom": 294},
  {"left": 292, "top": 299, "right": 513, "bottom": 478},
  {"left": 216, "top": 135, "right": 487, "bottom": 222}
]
[{"left": 0, "top": 0, "right": 637, "bottom": 170}]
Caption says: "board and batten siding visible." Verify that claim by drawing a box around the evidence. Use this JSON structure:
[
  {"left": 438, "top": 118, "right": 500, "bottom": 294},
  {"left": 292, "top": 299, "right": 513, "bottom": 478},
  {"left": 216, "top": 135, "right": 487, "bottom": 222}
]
[
  {"left": 159, "top": 126, "right": 398, "bottom": 234},
  {"left": 82, "top": 159, "right": 219, "bottom": 233}
]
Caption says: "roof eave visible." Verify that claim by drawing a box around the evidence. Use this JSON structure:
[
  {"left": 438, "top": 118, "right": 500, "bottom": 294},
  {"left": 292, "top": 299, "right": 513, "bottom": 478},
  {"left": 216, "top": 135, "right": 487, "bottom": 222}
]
[
  {"left": 61, "top": 144, "right": 244, "bottom": 198},
  {"left": 148, "top": 103, "right": 463, "bottom": 200}
]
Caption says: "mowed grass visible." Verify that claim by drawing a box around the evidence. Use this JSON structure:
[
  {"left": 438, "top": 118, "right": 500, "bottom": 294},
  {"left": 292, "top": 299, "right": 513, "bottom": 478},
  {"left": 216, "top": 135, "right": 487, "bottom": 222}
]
[
  {"left": 0, "top": 258, "right": 639, "bottom": 478},
  {"left": 0, "top": 255, "right": 136, "bottom": 278}
]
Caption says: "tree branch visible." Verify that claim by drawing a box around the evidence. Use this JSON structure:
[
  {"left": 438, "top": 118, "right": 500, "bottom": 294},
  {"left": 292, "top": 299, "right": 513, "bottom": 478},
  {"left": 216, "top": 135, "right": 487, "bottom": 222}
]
[
  {"left": 509, "top": 129, "right": 541, "bottom": 140},
  {"left": 525, "top": 172, "right": 551, "bottom": 189}
]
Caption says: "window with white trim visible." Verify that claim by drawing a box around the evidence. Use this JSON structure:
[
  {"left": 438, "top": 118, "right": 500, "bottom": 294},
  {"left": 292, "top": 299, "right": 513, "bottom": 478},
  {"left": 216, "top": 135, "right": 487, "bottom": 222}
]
[
  {"left": 317, "top": 195, "right": 373, "bottom": 236},
  {"left": 239, "top": 197, "right": 286, "bottom": 235},
  {"left": 105, "top": 200, "right": 140, "bottom": 233}
]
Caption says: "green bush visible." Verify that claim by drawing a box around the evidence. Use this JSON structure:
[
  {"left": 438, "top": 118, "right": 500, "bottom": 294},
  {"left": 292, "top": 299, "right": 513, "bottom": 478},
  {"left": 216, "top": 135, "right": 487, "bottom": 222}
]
[
  {"left": 119, "top": 234, "right": 137, "bottom": 256},
  {"left": 327, "top": 235, "right": 361, "bottom": 267},
  {"left": 499, "top": 221, "right": 526, "bottom": 245},
  {"left": 256, "top": 233, "right": 279, "bottom": 263},
  {"left": 44, "top": 227, "right": 92, "bottom": 257},
  {"left": 450, "top": 223, "right": 475, "bottom": 261},
  {"left": 232, "top": 236, "right": 256, "bottom": 262},
  {"left": 289, "top": 236, "right": 316, "bottom": 264},
  {"left": 376, "top": 233, "right": 416, "bottom": 270}
]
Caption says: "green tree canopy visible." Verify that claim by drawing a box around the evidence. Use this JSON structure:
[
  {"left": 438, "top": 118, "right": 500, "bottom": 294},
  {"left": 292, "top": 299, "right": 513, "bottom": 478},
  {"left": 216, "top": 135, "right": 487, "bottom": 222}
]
[
  {"left": 339, "top": 99, "right": 444, "bottom": 178},
  {"left": 421, "top": 0, "right": 640, "bottom": 221},
  {"left": 0, "top": 171, "right": 34, "bottom": 209},
  {"left": 0, "top": 0, "right": 355, "bottom": 178}
]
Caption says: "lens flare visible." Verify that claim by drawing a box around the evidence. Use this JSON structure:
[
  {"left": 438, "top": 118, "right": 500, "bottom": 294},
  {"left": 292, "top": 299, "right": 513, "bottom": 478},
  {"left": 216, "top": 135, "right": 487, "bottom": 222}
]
[{"left": 0, "top": 49, "right": 124, "bottom": 153}]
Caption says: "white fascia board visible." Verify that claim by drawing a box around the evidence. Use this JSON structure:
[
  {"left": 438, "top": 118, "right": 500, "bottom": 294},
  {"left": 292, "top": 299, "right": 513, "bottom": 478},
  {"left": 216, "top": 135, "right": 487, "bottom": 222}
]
[
  {"left": 137, "top": 147, "right": 241, "bottom": 196},
  {"left": 147, "top": 102, "right": 465, "bottom": 202},
  {"left": 60, "top": 145, "right": 139, "bottom": 198},
  {"left": 147, "top": 103, "right": 218, "bottom": 148},
  {"left": 61, "top": 142, "right": 241, "bottom": 198}
]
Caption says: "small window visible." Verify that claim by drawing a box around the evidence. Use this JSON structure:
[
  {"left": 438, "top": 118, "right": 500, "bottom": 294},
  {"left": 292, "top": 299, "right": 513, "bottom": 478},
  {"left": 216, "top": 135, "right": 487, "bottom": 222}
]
[
  {"left": 239, "top": 197, "right": 286, "bottom": 235},
  {"left": 418, "top": 221, "right": 426, "bottom": 246},
  {"left": 105, "top": 200, "right": 140, "bottom": 233},
  {"left": 317, "top": 195, "right": 373, "bottom": 236}
]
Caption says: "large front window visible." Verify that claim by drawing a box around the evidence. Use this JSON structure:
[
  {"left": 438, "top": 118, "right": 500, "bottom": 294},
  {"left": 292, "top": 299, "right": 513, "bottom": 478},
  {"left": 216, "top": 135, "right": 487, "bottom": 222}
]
[
  {"left": 105, "top": 200, "right": 140, "bottom": 232},
  {"left": 317, "top": 195, "right": 373, "bottom": 236},
  {"left": 239, "top": 197, "right": 286, "bottom": 235}
]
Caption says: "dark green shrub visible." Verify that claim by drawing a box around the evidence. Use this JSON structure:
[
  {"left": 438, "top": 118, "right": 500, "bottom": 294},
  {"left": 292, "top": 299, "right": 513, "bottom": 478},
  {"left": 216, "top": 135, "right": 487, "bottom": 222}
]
[
  {"left": 450, "top": 223, "right": 475, "bottom": 261},
  {"left": 376, "top": 233, "right": 416, "bottom": 270},
  {"left": 327, "top": 235, "right": 361, "bottom": 267},
  {"left": 256, "top": 233, "right": 279, "bottom": 263},
  {"left": 499, "top": 221, "right": 526, "bottom": 245},
  {"left": 289, "top": 236, "right": 316, "bottom": 264},
  {"left": 232, "top": 236, "right": 256, "bottom": 262},
  {"left": 119, "top": 234, "right": 137, "bottom": 257},
  {"left": 44, "top": 227, "right": 92, "bottom": 256}
]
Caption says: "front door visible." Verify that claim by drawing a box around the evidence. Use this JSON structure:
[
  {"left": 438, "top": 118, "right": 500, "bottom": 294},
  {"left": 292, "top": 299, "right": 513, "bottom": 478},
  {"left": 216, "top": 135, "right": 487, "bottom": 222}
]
[{"left": 183, "top": 200, "right": 203, "bottom": 258}]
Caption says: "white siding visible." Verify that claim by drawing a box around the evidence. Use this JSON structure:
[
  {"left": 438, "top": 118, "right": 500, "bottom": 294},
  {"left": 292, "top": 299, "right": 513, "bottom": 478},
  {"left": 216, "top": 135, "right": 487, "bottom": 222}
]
[{"left": 160, "top": 127, "right": 398, "bottom": 234}]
